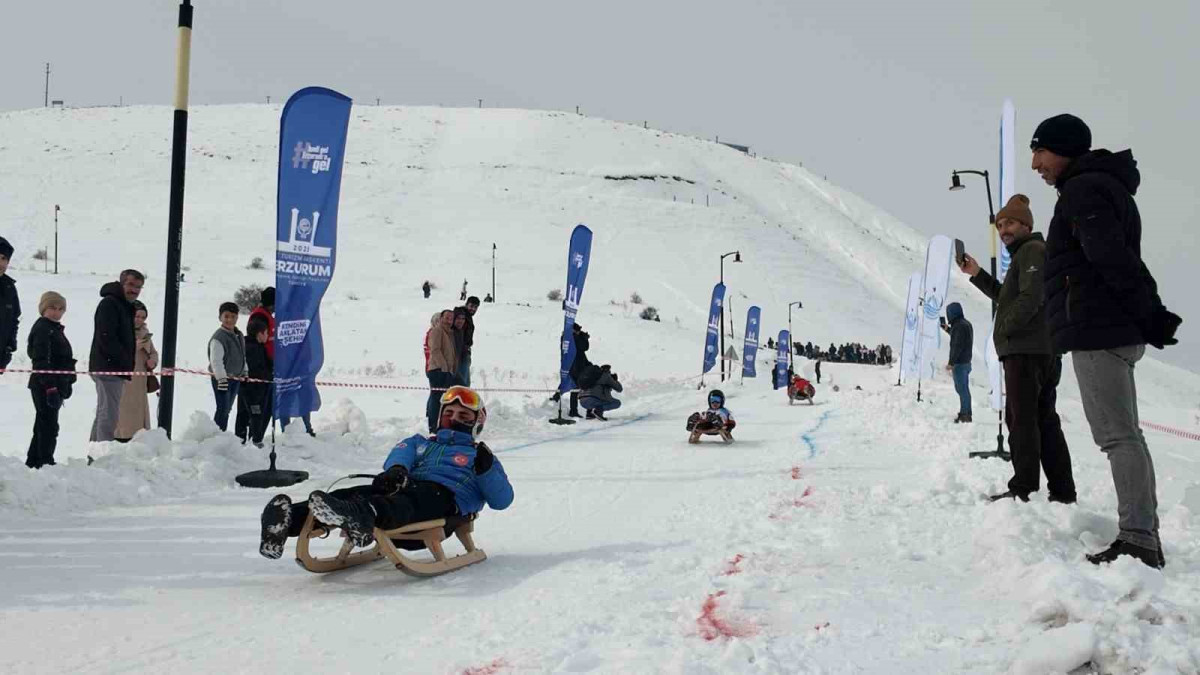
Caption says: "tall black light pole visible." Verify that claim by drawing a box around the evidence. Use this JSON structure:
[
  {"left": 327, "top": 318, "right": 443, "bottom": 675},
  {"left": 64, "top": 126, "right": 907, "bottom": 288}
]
[
  {"left": 158, "top": 0, "right": 194, "bottom": 438},
  {"left": 719, "top": 250, "right": 741, "bottom": 382},
  {"left": 788, "top": 301, "right": 803, "bottom": 371},
  {"left": 491, "top": 243, "right": 496, "bottom": 301},
  {"left": 949, "top": 169, "right": 1008, "bottom": 461}
]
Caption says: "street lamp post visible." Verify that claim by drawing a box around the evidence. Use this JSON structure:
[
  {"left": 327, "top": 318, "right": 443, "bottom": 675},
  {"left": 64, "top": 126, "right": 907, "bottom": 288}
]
[
  {"left": 719, "top": 251, "right": 741, "bottom": 382},
  {"left": 491, "top": 243, "right": 496, "bottom": 302},
  {"left": 788, "top": 301, "right": 803, "bottom": 371},
  {"left": 53, "top": 205, "right": 59, "bottom": 274},
  {"left": 949, "top": 169, "right": 1008, "bottom": 461}
]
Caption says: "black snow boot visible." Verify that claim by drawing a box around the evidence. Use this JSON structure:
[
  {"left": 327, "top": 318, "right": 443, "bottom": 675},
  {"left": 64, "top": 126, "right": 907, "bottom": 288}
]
[
  {"left": 1086, "top": 540, "right": 1164, "bottom": 569},
  {"left": 308, "top": 491, "right": 377, "bottom": 549},
  {"left": 259, "top": 494, "right": 293, "bottom": 560},
  {"left": 988, "top": 490, "right": 1030, "bottom": 503},
  {"left": 594, "top": 410, "right": 608, "bottom": 421}
]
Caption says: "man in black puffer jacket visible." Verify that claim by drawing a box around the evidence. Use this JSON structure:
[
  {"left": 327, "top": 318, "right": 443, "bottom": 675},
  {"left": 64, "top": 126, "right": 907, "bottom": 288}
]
[
  {"left": 940, "top": 302, "right": 973, "bottom": 423},
  {"left": 1032, "top": 114, "right": 1182, "bottom": 569},
  {"left": 88, "top": 270, "right": 143, "bottom": 443}
]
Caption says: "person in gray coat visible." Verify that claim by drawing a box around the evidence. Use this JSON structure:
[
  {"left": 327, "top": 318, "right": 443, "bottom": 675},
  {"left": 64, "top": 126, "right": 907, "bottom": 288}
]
[{"left": 579, "top": 364, "right": 622, "bottom": 421}]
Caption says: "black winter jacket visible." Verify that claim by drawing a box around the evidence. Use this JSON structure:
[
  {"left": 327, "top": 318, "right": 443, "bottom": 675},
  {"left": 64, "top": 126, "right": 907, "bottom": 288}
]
[
  {"left": 241, "top": 337, "right": 273, "bottom": 411},
  {"left": 27, "top": 316, "right": 77, "bottom": 397},
  {"left": 969, "top": 233, "right": 1052, "bottom": 357},
  {"left": 89, "top": 282, "right": 136, "bottom": 379},
  {"left": 1044, "top": 149, "right": 1181, "bottom": 352},
  {"left": 568, "top": 329, "right": 592, "bottom": 379},
  {"left": 944, "top": 302, "right": 974, "bottom": 366},
  {"left": 0, "top": 274, "right": 19, "bottom": 368}
]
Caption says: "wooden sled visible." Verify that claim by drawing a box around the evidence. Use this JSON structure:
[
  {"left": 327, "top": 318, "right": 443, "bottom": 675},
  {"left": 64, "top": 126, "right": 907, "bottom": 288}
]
[
  {"left": 688, "top": 428, "right": 734, "bottom": 444},
  {"left": 295, "top": 511, "right": 486, "bottom": 578}
]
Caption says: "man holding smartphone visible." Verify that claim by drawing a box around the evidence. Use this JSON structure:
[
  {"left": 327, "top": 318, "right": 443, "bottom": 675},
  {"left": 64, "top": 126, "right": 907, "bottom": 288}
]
[
  {"left": 939, "top": 303, "right": 973, "bottom": 423},
  {"left": 958, "top": 194, "right": 1076, "bottom": 504}
]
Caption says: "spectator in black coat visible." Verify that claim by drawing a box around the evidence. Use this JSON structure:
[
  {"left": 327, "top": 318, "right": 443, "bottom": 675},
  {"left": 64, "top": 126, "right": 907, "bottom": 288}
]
[
  {"left": 1033, "top": 114, "right": 1181, "bottom": 568},
  {"left": 26, "top": 292, "right": 76, "bottom": 468},
  {"left": 236, "top": 315, "right": 273, "bottom": 447},
  {"left": 0, "top": 236, "right": 19, "bottom": 373},
  {"left": 454, "top": 296, "right": 480, "bottom": 385},
  {"left": 941, "top": 302, "right": 973, "bottom": 423},
  {"left": 88, "top": 270, "right": 143, "bottom": 443},
  {"left": 566, "top": 323, "right": 591, "bottom": 417}
]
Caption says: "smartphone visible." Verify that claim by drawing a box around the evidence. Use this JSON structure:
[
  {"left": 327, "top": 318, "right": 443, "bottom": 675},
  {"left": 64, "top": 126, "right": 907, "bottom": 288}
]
[{"left": 954, "top": 238, "right": 966, "bottom": 265}]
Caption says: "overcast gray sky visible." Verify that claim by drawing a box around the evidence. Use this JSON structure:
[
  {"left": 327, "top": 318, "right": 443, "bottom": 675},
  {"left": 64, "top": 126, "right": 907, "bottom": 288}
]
[{"left": 4, "top": 1, "right": 1197, "bottom": 370}]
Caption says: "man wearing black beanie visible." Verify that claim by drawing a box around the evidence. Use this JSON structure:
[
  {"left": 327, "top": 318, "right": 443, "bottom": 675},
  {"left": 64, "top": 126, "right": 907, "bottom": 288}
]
[{"left": 1033, "top": 114, "right": 1182, "bottom": 569}]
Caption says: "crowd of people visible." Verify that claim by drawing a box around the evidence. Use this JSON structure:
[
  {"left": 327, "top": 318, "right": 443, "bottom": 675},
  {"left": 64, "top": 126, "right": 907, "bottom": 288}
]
[
  {"left": 944, "top": 114, "right": 1181, "bottom": 570},
  {"left": 763, "top": 336, "right": 894, "bottom": 366}
]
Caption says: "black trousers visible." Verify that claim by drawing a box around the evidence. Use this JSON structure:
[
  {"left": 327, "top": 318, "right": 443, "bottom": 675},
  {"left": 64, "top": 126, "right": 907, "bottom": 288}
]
[
  {"left": 27, "top": 389, "right": 61, "bottom": 469},
  {"left": 235, "top": 384, "right": 272, "bottom": 444},
  {"left": 1004, "top": 354, "right": 1076, "bottom": 499},
  {"left": 286, "top": 481, "right": 458, "bottom": 537}
]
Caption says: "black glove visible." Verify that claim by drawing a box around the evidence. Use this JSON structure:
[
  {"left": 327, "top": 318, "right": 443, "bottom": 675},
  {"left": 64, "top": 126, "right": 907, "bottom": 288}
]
[
  {"left": 473, "top": 442, "right": 495, "bottom": 475},
  {"left": 1145, "top": 309, "right": 1182, "bottom": 349},
  {"left": 704, "top": 411, "right": 722, "bottom": 426},
  {"left": 216, "top": 378, "right": 229, "bottom": 392},
  {"left": 46, "top": 388, "right": 62, "bottom": 410},
  {"left": 372, "top": 465, "right": 411, "bottom": 495}
]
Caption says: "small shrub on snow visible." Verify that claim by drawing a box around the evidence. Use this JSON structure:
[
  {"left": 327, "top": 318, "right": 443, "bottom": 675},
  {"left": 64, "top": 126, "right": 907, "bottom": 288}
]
[
  {"left": 640, "top": 306, "right": 660, "bottom": 322},
  {"left": 547, "top": 288, "right": 563, "bottom": 301},
  {"left": 630, "top": 291, "right": 643, "bottom": 305},
  {"left": 248, "top": 256, "right": 265, "bottom": 270},
  {"left": 32, "top": 248, "right": 48, "bottom": 261},
  {"left": 234, "top": 284, "right": 265, "bottom": 312}
]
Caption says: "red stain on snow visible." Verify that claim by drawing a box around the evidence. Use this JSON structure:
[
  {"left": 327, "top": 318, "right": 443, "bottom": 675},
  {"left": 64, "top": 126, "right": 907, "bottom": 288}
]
[
  {"left": 790, "top": 466, "right": 803, "bottom": 480},
  {"left": 696, "top": 591, "right": 758, "bottom": 641},
  {"left": 769, "top": 486, "right": 815, "bottom": 518},
  {"left": 721, "top": 554, "right": 746, "bottom": 576},
  {"left": 463, "top": 658, "right": 509, "bottom": 675}
]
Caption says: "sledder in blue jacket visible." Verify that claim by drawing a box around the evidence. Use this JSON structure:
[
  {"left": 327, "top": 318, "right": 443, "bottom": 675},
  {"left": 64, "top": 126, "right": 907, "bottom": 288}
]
[
  {"left": 257, "top": 386, "right": 514, "bottom": 559},
  {"left": 384, "top": 428, "right": 514, "bottom": 515}
]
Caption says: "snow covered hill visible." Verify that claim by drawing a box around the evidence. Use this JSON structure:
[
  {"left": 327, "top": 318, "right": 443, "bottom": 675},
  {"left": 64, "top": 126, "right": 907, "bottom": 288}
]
[{"left": 0, "top": 104, "right": 1198, "bottom": 673}]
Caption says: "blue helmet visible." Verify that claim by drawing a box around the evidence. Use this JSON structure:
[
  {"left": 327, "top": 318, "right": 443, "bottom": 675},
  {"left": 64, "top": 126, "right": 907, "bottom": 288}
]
[{"left": 708, "top": 389, "right": 725, "bottom": 408}]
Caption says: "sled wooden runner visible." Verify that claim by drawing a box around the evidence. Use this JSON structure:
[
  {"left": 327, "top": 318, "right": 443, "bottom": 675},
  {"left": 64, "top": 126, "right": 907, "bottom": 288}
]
[{"left": 294, "top": 512, "right": 486, "bottom": 577}]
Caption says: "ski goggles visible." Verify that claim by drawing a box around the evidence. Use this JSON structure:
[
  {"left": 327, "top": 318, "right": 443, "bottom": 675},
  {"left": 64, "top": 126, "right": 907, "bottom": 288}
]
[
  {"left": 708, "top": 395, "right": 723, "bottom": 405},
  {"left": 440, "top": 386, "right": 483, "bottom": 411}
]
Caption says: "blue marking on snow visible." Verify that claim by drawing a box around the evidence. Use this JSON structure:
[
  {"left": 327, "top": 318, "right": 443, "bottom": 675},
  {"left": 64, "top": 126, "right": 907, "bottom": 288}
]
[
  {"left": 496, "top": 413, "right": 654, "bottom": 454},
  {"left": 801, "top": 410, "right": 835, "bottom": 459}
]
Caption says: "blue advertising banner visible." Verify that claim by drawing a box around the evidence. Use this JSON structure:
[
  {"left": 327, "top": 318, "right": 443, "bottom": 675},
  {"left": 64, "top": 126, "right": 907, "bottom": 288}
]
[
  {"left": 702, "top": 282, "right": 726, "bottom": 374},
  {"left": 274, "top": 87, "right": 352, "bottom": 420},
  {"left": 558, "top": 224, "right": 593, "bottom": 392},
  {"left": 742, "top": 305, "right": 761, "bottom": 377},
  {"left": 773, "top": 330, "right": 790, "bottom": 389}
]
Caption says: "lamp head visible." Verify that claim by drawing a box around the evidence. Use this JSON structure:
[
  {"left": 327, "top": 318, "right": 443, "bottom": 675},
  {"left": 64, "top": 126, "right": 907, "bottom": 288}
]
[{"left": 949, "top": 173, "right": 965, "bottom": 191}]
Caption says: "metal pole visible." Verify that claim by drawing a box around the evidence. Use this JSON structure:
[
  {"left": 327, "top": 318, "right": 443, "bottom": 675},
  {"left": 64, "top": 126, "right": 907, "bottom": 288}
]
[
  {"left": 157, "top": 0, "right": 194, "bottom": 438},
  {"left": 44, "top": 63, "right": 50, "bottom": 107},
  {"left": 53, "top": 206, "right": 59, "bottom": 274},
  {"left": 492, "top": 243, "right": 496, "bottom": 301},
  {"left": 719, "top": 258, "right": 725, "bottom": 382},
  {"left": 982, "top": 170, "right": 1006, "bottom": 457}
]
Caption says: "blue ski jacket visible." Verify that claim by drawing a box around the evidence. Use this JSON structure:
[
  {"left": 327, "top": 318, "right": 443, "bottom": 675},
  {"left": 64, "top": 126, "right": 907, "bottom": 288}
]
[{"left": 383, "top": 429, "right": 514, "bottom": 515}]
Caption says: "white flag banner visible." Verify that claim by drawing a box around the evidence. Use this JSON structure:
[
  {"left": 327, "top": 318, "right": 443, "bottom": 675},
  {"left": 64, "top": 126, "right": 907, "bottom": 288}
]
[
  {"left": 918, "top": 235, "right": 954, "bottom": 380},
  {"left": 988, "top": 99, "right": 1016, "bottom": 410},
  {"left": 899, "top": 271, "right": 923, "bottom": 384},
  {"left": 998, "top": 99, "right": 1016, "bottom": 279}
]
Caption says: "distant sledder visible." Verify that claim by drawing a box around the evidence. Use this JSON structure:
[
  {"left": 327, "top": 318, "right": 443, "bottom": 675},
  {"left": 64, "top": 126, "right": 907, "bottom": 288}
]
[
  {"left": 787, "top": 371, "right": 816, "bottom": 405},
  {"left": 258, "top": 386, "right": 513, "bottom": 577},
  {"left": 686, "top": 389, "right": 736, "bottom": 444}
]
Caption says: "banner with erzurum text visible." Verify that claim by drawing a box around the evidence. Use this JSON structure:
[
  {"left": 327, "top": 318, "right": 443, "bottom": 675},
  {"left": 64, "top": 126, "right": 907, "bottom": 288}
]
[
  {"left": 742, "top": 305, "right": 761, "bottom": 378},
  {"left": 773, "top": 330, "right": 790, "bottom": 390},
  {"left": 702, "top": 282, "right": 726, "bottom": 376},
  {"left": 274, "top": 87, "right": 352, "bottom": 421},
  {"left": 558, "top": 224, "right": 593, "bottom": 393}
]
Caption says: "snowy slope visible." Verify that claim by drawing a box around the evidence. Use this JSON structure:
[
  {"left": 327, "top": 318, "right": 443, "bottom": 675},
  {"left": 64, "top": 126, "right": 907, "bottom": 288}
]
[{"left": 0, "top": 105, "right": 1198, "bottom": 673}]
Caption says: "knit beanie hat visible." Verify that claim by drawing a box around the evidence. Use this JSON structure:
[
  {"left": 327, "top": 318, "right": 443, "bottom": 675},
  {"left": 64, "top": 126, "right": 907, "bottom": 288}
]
[
  {"left": 0, "top": 236, "right": 13, "bottom": 259},
  {"left": 1030, "top": 114, "right": 1091, "bottom": 158},
  {"left": 260, "top": 286, "right": 276, "bottom": 308},
  {"left": 996, "top": 194, "right": 1034, "bottom": 229}
]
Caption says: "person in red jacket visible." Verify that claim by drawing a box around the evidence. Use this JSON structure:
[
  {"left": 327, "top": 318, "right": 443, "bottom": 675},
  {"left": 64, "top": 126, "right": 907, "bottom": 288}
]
[
  {"left": 249, "top": 287, "right": 276, "bottom": 360},
  {"left": 788, "top": 371, "right": 815, "bottom": 405}
]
